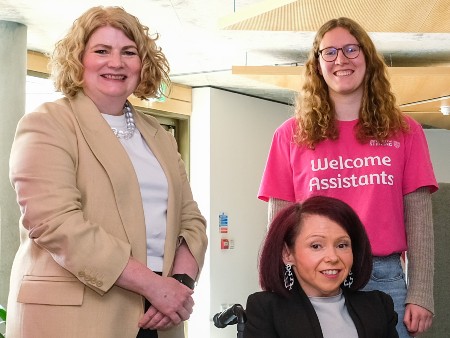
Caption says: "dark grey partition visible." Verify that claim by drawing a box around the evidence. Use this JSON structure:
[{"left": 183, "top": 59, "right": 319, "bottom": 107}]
[{"left": 421, "top": 182, "right": 450, "bottom": 337}]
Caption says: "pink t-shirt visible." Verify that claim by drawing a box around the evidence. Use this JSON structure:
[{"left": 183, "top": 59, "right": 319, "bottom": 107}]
[{"left": 258, "top": 116, "right": 438, "bottom": 256}]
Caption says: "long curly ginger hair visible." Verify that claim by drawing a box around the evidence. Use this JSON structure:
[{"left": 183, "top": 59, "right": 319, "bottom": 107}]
[{"left": 295, "top": 17, "right": 408, "bottom": 148}]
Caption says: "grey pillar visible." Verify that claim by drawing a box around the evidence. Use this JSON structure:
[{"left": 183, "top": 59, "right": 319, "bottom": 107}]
[{"left": 0, "top": 21, "right": 27, "bottom": 307}]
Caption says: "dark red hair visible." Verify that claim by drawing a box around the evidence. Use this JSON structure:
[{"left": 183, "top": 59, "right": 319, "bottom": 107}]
[{"left": 259, "top": 195, "right": 372, "bottom": 297}]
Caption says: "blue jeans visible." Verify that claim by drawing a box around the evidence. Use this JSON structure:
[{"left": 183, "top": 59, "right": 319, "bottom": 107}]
[{"left": 362, "top": 254, "right": 410, "bottom": 338}]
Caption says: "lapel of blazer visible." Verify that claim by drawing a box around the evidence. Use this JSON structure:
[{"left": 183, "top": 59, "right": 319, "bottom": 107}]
[
  {"left": 68, "top": 92, "right": 147, "bottom": 261},
  {"left": 342, "top": 289, "right": 366, "bottom": 338}
]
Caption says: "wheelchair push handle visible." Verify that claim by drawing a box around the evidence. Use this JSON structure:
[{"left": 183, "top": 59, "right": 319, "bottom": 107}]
[{"left": 213, "top": 303, "right": 246, "bottom": 328}]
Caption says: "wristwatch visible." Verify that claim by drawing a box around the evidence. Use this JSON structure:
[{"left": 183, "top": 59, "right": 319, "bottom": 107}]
[{"left": 171, "top": 273, "right": 196, "bottom": 290}]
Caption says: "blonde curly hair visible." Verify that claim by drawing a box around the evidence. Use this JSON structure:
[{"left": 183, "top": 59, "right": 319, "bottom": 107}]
[
  {"left": 50, "top": 6, "right": 170, "bottom": 100},
  {"left": 295, "top": 17, "right": 408, "bottom": 148}
]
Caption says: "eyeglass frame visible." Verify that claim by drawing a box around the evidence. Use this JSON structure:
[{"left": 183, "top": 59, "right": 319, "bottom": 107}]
[{"left": 317, "top": 44, "right": 362, "bottom": 62}]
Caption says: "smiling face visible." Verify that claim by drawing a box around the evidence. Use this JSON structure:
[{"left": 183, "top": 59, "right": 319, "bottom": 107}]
[
  {"left": 318, "top": 27, "right": 366, "bottom": 99},
  {"left": 283, "top": 214, "right": 353, "bottom": 297},
  {"left": 82, "top": 25, "right": 141, "bottom": 114}
]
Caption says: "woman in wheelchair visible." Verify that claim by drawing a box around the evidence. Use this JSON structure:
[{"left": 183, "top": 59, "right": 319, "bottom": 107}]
[{"left": 244, "top": 196, "right": 398, "bottom": 338}]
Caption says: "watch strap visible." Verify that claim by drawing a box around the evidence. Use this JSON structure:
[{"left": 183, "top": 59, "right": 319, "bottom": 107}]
[{"left": 171, "top": 273, "right": 195, "bottom": 290}]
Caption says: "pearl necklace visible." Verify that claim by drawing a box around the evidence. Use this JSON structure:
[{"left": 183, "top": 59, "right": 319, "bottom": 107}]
[{"left": 111, "top": 103, "right": 136, "bottom": 139}]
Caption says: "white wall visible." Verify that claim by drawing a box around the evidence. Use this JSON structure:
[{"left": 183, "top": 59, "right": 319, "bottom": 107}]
[
  {"left": 188, "top": 88, "right": 212, "bottom": 338},
  {"left": 424, "top": 129, "right": 450, "bottom": 183},
  {"left": 189, "top": 87, "right": 292, "bottom": 338}
]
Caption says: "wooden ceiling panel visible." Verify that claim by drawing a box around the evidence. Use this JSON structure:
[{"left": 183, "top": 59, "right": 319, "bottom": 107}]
[
  {"left": 389, "top": 67, "right": 450, "bottom": 105},
  {"left": 232, "top": 65, "right": 450, "bottom": 110},
  {"left": 420, "top": 0, "right": 450, "bottom": 32},
  {"left": 220, "top": 0, "right": 450, "bottom": 33},
  {"left": 233, "top": 66, "right": 450, "bottom": 129},
  {"left": 404, "top": 113, "right": 450, "bottom": 130},
  {"left": 402, "top": 98, "right": 450, "bottom": 113},
  {"left": 226, "top": 0, "right": 450, "bottom": 129}
]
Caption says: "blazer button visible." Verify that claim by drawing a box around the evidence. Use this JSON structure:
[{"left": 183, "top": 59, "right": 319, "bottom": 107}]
[
  {"left": 78, "top": 271, "right": 85, "bottom": 278},
  {"left": 96, "top": 281, "right": 103, "bottom": 287}
]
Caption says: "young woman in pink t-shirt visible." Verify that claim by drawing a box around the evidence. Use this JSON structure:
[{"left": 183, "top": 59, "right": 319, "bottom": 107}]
[{"left": 259, "top": 17, "right": 438, "bottom": 338}]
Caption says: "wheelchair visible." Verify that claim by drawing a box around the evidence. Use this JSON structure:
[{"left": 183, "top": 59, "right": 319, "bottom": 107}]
[{"left": 213, "top": 303, "right": 246, "bottom": 338}]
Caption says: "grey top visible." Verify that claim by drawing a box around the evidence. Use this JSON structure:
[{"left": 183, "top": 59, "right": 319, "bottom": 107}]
[{"left": 309, "top": 291, "right": 358, "bottom": 338}]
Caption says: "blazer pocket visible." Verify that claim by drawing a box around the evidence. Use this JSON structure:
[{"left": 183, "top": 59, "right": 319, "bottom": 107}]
[{"left": 17, "top": 275, "right": 84, "bottom": 306}]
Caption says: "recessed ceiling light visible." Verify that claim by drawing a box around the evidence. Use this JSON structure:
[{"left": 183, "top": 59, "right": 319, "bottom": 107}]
[{"left": 440, "top": 106, "right": 450, "bottom": 115}]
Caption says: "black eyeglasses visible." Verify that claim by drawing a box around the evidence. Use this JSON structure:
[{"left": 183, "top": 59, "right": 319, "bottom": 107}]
[{"left": 318, "top": 44, "right": 361, "bottom": 62}]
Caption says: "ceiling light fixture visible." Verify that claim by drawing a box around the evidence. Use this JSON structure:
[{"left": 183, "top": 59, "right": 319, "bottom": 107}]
[{"left": 440, "top": 106, "right": 450, "bottom": 115}]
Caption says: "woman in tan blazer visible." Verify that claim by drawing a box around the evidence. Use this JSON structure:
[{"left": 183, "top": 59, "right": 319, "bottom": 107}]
[{"left": 6, "top": 6, "right": 207, "bottom": 338}]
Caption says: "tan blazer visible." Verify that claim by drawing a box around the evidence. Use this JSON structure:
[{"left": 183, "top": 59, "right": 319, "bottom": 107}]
[{"left": 7, "top": 92, "right": 207, "bottom": 338}]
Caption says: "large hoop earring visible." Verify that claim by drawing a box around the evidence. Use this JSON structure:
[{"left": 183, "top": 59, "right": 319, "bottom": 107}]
[{"left": 284, "top": 264, "right": 294, "bottom": 290}]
